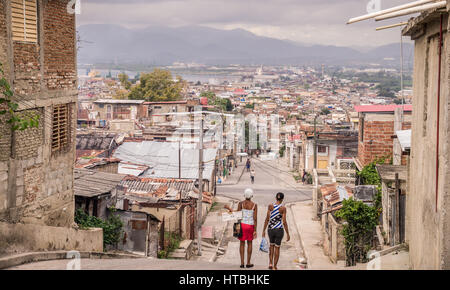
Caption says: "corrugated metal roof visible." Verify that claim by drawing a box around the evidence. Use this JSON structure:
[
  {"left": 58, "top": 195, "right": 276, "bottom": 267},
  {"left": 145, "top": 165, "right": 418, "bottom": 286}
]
[
  {"left": 396, "top": 130, "right": 411, "bottom": 151},
  {"left": 118, "top": 163, "right": 149, "bottom": 176},
  {"left": 113, "top": 141, "right": 217, "bottom": 180},
  {"left": 74, "top": 169, "right": 126, "bottom": 198},
  {"left": 121, "top": 176, "right": 195, "bottom": 194},
  {"left": 94, "top": 99, "right": 145, "bottom": 104},
  {"left": 354, "top": 104, "right": 412, "bottom": 113}
]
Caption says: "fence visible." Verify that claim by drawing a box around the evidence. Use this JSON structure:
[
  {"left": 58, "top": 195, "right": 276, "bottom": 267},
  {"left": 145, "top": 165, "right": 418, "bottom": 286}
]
[
  {"left": 332, "top": 169, "right": 357, "bottom": 185},
  {"left": 158, "top": 202, "right": 196, "bottom": 254}
]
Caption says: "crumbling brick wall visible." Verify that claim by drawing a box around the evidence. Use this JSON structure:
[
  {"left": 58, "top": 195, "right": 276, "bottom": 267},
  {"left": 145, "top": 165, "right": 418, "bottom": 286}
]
[
  {"left": 43, "top": 0, "right": 77, "bottom": 91},
  {"left": 12, "top": 109, "right": 44, "bottom": 160},
  {"left": 0, "top": 1, "right": 8, "bottom": 69},
  {"left": 0, "top": 114, "right": 11, "bottom": 162},
  {"left": 12, "top": 43, "right": 41, "bottom": 97},
  {"left": 0, "top": 0, "right": 77, "bottom": 228}
]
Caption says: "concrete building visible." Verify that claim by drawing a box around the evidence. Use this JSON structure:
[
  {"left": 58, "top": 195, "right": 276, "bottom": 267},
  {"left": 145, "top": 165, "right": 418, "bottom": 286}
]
[
  {"left": 403, "top": 5, "right": 450, "bottom": 269},
  {"left": 145, "top": 100, "right": 198, "bottom": 125},
  {"left": 92, "top": 99, "right": 146, "bottom": 126},
  {"left": 0, "top": 0, "right": 77, "bottom": 227},
  {"left": 303, "top": 131, "right": 358, "bottom": 171}
]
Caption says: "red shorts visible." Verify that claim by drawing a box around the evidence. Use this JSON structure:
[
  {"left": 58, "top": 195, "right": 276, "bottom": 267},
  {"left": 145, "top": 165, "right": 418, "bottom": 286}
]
[{"left": 239, "top": 223, "right": 255, "bottom": 241}]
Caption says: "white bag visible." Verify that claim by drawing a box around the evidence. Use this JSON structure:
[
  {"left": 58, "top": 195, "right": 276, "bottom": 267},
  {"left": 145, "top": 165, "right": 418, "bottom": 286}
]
[{"left": 259, "top": 237, "right": 269, "bottom": 253}]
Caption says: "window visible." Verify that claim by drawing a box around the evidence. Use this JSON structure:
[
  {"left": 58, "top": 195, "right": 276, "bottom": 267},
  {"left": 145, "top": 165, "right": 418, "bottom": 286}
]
[
  {"left": 11, "top": 0, "right": 38, "bottom": 43},
  {"left": 52, "top": 104, "right": 71, "bottom": 152},
  {"left": 318, "top": 145, "right": 327, "bottom": 154}
]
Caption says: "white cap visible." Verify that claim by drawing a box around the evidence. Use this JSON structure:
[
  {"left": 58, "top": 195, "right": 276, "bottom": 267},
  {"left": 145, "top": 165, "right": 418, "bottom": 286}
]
[{"left": 244, "top": 188, "right": 254, "bottom": 199}]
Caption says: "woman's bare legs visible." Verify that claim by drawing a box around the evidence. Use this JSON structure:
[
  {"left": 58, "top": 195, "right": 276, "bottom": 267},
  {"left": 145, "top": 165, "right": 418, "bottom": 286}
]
[
  {"left": 239, "top": 241, "right": 245, "bottom": 266},
  {"left": 273, "top": 246, "right": 281, "bottom": 270},
  {"left": 268, "top": 244, "right": 274, "bottom": 269},
  {"left": 246, "top": 241, "right": 253, "bottom": 266}
]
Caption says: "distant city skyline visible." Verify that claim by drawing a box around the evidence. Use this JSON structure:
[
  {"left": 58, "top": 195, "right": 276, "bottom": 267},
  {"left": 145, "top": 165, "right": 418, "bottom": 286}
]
[{"left": 77, "top": 0, "right": 414, "bottom": 47}]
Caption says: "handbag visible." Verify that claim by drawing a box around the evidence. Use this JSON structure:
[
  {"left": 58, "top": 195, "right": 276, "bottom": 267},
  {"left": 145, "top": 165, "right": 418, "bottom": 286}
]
[{"left": 233, "top": 220, "right": 243, "bottom": 238}]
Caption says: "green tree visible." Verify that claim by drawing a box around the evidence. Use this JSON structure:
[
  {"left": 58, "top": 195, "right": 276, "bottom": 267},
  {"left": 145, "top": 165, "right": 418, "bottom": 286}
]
[
  {"left": 200, "top": 91, "right": 215, "bottom": 101},
  {"left": 321, "top": 107, "right": 331, "bottom": 115},
  {"left": 225, "top": 98, "right": 233, "bottom": 112},
  {"left": 245, "top": 103, "right": 254, "bottom": 110},
  {"left": 118, "top": 73, "right": 131, "bottom": 90},
  {"left": 201, "top": 92, "right": 233, "bottom": 112},
  {"left": 128, "top": 69, "right": 184, "bottom": 102}
]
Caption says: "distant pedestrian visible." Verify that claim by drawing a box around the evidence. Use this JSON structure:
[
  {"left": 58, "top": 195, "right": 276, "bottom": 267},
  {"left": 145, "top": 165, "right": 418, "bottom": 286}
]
[
  {"left": 250, "top": 169, "right": 255, "bottom": 184},
  {"left": 262, "top": 192, "right": 290, "bottom": 270},
  {"left": 246, "top": 158, "right": 251, "bottom": 172},
  {"left": 301, "top": 170, "right": 307, "bottom": 184},
  {"left": 226, "top": 189, "right": 258, "bottom": 268}
]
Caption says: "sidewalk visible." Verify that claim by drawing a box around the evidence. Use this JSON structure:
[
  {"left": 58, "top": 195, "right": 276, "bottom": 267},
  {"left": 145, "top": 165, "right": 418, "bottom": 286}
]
[
  {"left": 289, "top": 201, "right": 349, "bottom": 270},
  {"left": 289, "top": 201, "right": 411, "bottom": 270},
  {"left": 219, "top": 163, "right": 245, "bottom": 186},
  {"left": 192, "top": 196, "right": 236, "bottom": 263}
]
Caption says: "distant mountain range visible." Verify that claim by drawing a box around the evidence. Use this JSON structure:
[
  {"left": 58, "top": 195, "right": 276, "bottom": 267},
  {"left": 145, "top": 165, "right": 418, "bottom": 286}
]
[{"left": 77, "top": 24, "right": 413, "bottom": 66}]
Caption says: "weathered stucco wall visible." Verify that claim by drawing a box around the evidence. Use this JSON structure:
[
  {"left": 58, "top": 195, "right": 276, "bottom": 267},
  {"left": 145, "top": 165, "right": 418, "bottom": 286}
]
[
  {"left": 407, "top": 13, "right": 450, "bottom": 269},
  {"left": 0, "top": 222, "right": 103, "bottom": 254}
]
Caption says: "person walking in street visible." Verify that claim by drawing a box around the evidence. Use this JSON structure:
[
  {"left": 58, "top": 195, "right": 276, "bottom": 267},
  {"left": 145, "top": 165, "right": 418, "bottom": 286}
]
[
  {"left": 301, "top": 169, "right": 307, "bottom": 185},
  {"left": 262, "top": 192, "right": 290, "bottom": 270},
  {"left": 225, "top": 188, "right": 258, "bottom": 268},
  {"left": 246, "top": 158, "right": 251, "bottom": 172},
  {"left": 250, "top": 169, "right": 255, "bottom": 184}
]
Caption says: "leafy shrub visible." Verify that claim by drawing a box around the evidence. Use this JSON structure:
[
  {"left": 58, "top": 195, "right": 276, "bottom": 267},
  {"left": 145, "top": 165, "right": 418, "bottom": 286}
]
[
  {"left": 159, "top": 232, "right": 182, "bottom": 259},
  {"left": 336, "top": 198, "right": 379, "bottom": 266},
  {"left": 357, "top": 157, "right": 388, "bottom": 213},
  {"left": 279, "top": 145, "right": 286, "bottom": 158},
  {"left": 75, "top": 208, "right": 123, "bottom": 249}
]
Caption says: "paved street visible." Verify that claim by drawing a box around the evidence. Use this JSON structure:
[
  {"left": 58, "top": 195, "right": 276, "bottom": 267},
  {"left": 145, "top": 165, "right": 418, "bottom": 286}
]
[
  {"left": 9, "top": 157, "right": 312, "bottom": 270},
  {"left": 8, "top": 258, "right": 243, "bottom": 270},
  {"left": 216, "top": 157, "right": 312, "bottom": 270}
]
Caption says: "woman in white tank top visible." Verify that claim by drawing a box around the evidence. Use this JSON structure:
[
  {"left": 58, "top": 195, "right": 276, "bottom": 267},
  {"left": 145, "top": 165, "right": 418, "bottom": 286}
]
[{"left": 226, "top": 188, "right": 258, "bottom": 268}]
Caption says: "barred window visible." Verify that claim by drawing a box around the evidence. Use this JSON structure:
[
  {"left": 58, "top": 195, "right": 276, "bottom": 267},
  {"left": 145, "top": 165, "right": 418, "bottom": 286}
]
[
  {"left": 11, "top": 0, "right": 38, "bottom": 43},
  {"left": 52, "top": 104, "right": 71, "bottom": 152}
]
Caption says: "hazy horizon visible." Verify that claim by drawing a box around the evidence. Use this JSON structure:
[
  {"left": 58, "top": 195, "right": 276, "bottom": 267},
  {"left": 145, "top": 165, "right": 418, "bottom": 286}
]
[{"left": 77, "top": 0, "right": 415, "bottom": 47}]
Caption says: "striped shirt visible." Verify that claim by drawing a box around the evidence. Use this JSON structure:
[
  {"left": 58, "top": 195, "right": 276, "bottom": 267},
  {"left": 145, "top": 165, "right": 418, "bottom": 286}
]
[{"left": 269, "top": 203, "right": 283, "bottom": 229}]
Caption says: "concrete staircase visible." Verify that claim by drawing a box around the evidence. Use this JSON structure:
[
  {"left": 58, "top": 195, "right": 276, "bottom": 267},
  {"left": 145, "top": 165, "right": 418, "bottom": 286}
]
[{"left": 168, "top": 239, "right": 193, "bottom": 260}]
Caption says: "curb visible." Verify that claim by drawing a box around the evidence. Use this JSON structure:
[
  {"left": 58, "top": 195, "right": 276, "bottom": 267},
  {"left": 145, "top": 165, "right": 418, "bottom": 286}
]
[
  {"left": 209, "top": 199, "right": 237, "bottom": 263},
  {"left": 220, "top": 166, "right": 246, "bottom": 186},
  {"left": 236, "top": 165, "right": 246, "bottom": 184},
  {"left": 0, "top": 251, "right": 144, "bottom": 269},
  {"left": 286, "top": 201, "right": 311, "bottom": 270}
]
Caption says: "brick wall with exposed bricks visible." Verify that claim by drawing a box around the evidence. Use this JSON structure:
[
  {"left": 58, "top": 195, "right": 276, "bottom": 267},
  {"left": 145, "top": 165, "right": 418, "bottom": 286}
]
[{"left": 358, "top": 120, "right": 411, "bottom": 167}]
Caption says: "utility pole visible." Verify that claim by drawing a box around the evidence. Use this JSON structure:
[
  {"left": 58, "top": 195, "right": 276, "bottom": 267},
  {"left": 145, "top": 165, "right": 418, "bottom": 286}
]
[
  {"left": 314, "top": 114, "right": 318, "bottom": 169},
  {"left": 197, "top": 115, "right": 204, "bottom": 256},
  {"left": 178, "top": 140, "right": 181, "bottom": 179},
  {"left": 400, "top": 29, "right": 405, "bottom": 108}
]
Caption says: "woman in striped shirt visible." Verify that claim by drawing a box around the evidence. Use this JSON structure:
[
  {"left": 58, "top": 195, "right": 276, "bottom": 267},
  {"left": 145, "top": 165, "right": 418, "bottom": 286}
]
[{"left": 262, "top": 192, "right": 290, "bottom": 270}]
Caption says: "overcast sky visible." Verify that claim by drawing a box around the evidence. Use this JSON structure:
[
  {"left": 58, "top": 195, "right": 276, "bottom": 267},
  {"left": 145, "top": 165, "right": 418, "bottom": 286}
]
[{"left": 77, "top": 0, "right": 415, "bottom": 47}]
